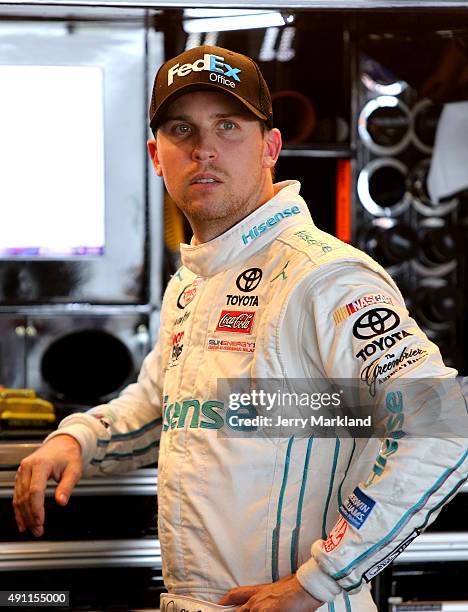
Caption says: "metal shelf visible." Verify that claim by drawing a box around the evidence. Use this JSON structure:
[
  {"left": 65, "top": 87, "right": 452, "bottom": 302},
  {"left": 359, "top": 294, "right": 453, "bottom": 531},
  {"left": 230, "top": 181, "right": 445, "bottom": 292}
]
[
  {"left": 391, "top": 604, "right": 468, "bottom": 612},
  {"left": 0, "top": 467, "right": 158, "bottom": 496},
  {"left": 0, "top": 443, "right": 41, "bottom": 468},
  {"left": 0, "top": 304, "right": 152, "bottom": 316},
  {"left": 0, "top": 0, "right": 467, "bottom": 9},
  {"left": 395, "top": 532, "right": 468, "bottom": 564},
  {"left": 280, "top": 145, "right": 353, "bottom": 158},
  {"left": 0, "top": 538, "right": 161, "bottom": 571}
]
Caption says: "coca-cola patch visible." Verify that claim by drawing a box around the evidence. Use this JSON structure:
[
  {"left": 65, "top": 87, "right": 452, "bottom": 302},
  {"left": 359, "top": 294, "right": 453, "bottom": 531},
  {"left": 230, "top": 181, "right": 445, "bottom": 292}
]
[{"left": 216, "top": 310, "right": 255, "bottom": 334}]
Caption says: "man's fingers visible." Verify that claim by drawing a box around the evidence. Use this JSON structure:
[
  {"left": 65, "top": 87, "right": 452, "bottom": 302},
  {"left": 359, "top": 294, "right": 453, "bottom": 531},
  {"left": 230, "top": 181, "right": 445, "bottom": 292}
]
[
  {"left": 31, "top": 525, "right": 44, "bottom": 538},
  {"left": 28, "top": 462, "right": 52, "bottom": 529},
  {"left": 55, "top": 463, "right": 81, "bottom": 505},
  {"left": 13, "top": 469, "right": 27, "bottom": 532},
  {"left": 12, "top": 437, "right": 83, "bottom": 537},
  {"left": 15, "top": 460, "right": 51, "bottom": 536},
  {"left": 12, "top": 498, "right": 26, "bottom": 533},
  {"left": 218, "top": 585, "right": 266, "bottom": 606},
  {"left": 14, "top": 462, "right": 36, "bottom": 531}
]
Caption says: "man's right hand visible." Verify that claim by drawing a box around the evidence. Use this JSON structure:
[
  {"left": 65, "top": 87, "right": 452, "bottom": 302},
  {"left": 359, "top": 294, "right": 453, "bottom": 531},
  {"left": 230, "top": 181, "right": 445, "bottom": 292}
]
[{"left": 13, "top": 434, "right": 83, "bottom": 537}]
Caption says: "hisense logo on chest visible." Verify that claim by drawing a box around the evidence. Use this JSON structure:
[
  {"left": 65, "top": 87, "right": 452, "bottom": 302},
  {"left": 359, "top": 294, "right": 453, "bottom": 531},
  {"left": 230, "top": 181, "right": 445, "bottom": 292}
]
[
  {"left": 167, "top": 53, "right": 241, "bottom": 88},
  {"left": 242, "top": 206, "right": 301, "bottom": 245}
]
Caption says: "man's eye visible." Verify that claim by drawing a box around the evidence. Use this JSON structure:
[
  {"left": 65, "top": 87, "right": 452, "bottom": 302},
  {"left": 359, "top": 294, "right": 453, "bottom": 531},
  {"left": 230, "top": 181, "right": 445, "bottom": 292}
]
[
  {"left": 174, "top": 124, "right": 191, "bottom": 134},
  {"left": 219, "top": 120, "right": 236, "bottom": 130}
]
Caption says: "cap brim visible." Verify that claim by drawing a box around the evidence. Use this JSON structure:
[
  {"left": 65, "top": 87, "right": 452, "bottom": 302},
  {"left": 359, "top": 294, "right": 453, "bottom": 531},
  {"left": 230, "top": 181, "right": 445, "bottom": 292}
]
[{"left": 150, "top": 82, "right": 270, "bottom": 132}]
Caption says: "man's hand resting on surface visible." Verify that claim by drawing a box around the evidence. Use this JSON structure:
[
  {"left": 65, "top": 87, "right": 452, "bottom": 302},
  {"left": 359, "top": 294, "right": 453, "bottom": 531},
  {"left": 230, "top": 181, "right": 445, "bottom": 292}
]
[
  {"left": 219, "top": 574, "right": 324, "bottom": 611},
  {"left": 13, "top": 434, "right": 83, "bottom": 537}
]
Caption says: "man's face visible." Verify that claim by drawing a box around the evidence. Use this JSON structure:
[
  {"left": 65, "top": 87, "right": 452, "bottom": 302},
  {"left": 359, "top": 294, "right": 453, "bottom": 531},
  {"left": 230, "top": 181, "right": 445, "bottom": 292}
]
[{"left": 148, "top": 90, "right": 279, "bottom": 231}]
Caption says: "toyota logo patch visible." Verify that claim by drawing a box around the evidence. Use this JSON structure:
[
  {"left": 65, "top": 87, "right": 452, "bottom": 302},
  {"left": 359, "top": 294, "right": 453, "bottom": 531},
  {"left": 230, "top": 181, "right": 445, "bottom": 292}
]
[
  {"left": 236, "top": 268, "right": 262, "bottom": 292},
  {"left": 353, "top": 308, "right": 400, "bottom": 340}
]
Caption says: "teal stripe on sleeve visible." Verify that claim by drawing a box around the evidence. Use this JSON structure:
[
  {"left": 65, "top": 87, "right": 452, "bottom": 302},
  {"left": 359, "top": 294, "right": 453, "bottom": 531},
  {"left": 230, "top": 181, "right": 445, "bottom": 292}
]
[
  {"left": 272, "top": 436, "right": 294, "bottom": 582},
  {"left": 343, "top": 473, "right": 468, "bottom": 593},
  {"left": 91, "top": 438, "right": 160, "bottom": 464},
  {"left": 334, "top": 447, "right": 468, "bottom": 582},
  {"left": 97, "top": 417, "right": 162, "bottom": 446},
  {"left": 322, "top": 438, "right": 341, "bottom": 540},
  {"left": 337, "top": 439, "right": 356, "bottom": 508},
  {"left": 290, "top": 437, "right": 314, "bottom": 573}
]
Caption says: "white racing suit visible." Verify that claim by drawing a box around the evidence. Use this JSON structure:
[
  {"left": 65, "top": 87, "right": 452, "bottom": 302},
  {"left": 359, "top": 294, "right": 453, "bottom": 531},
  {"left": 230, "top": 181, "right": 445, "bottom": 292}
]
[
  {"left": 159, "top": 593, "right": 237, "bottom": 611},
  {"left": 46, "top": 181, "right": 468, "bottom": 611}
]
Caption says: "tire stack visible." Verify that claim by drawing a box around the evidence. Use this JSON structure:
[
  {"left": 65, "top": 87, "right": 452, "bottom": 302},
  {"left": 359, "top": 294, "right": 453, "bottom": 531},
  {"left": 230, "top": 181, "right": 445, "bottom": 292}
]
[{"left": 354, "top": 53, "right": 463, "bottom": 370}]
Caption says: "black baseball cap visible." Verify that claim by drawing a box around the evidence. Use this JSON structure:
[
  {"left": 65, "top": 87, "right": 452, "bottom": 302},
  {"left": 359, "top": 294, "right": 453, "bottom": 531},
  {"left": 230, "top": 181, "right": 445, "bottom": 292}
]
[{"left": 148, "top": 45, "right": 273, "bottom": 133}]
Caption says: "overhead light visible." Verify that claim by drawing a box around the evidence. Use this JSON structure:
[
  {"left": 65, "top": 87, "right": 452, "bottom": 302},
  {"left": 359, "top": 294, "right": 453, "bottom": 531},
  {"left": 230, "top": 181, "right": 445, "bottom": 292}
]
[
  {"left": 183, "top": 12, "right": 290, "bottom": 34},
  {"left": 185, "top": 9, "right": 266, "bottom": 19}
]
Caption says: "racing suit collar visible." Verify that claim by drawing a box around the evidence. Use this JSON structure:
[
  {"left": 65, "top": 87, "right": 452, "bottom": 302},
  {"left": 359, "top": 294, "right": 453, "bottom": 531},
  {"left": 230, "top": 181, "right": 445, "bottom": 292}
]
[{"left": 180, "top": 180, "right": 312, "bottom": 277}]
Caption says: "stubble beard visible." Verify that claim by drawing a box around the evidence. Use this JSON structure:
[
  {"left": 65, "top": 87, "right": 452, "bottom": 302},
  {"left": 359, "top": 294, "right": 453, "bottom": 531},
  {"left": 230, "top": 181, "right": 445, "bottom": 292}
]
[
  {"left": 181, "top": 191, "right": 248, "bottom": 223},
  {"left": 180, "top": 164, "right": 265, "bottom": 227}
]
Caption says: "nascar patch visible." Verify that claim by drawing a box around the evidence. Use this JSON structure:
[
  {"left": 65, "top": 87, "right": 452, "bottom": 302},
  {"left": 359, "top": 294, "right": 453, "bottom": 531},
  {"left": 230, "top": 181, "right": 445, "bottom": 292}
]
[
  {"left": 339, "top": 486, "right": 376, "bottom": 529},
  {"left": 333, "top": 294, "right": 393, "bottom": 325}
]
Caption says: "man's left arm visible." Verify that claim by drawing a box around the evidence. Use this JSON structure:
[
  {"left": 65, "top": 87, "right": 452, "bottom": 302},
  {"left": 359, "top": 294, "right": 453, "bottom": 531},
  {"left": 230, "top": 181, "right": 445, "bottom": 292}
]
[
  {"left": 294, "top": 264, "right": 468, "bottom": 603},
  {"left": 221, "top": 263, "right": 468, "bottom": 610}
]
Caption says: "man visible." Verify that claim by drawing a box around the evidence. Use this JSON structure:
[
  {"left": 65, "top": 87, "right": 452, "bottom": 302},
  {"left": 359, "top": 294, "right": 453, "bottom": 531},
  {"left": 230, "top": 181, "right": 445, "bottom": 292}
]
[{"left": 13, "top": 46, "right": 468, "bottom": 612}]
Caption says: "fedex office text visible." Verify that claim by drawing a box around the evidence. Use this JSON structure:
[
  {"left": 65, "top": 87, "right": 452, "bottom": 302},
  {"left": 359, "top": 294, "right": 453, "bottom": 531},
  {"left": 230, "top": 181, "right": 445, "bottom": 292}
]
[{"left": 167, "top": 53, "right": 241, "bottom": 87}]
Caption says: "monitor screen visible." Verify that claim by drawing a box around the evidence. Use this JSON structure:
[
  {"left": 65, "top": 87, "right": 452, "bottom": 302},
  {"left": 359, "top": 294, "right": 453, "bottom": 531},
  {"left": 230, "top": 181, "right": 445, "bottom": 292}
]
[{"left": 0, "top": 65, "right": 105, "bottom": 257}]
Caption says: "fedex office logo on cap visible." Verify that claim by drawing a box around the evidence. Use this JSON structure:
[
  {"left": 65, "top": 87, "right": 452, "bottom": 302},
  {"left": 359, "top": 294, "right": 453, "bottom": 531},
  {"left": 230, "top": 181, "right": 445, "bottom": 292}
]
[{"left": 167, "top": 54, "right": 241, "bottom": 89}]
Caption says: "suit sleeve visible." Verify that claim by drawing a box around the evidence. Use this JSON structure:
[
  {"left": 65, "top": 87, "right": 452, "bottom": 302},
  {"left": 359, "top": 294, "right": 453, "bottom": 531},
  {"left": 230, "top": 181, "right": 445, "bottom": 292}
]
[
  {"left": 43, "top": 286, "right": 175, "bottom": 477},
  {"left": 295, "top": 263, "right": 468, "bottom": 602}
]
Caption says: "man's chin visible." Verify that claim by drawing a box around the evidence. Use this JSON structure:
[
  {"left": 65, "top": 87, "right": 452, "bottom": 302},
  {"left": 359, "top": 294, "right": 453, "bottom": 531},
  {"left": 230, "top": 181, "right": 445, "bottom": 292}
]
[
  {"left": 183, "top": 199, "right": 228, "bottom": 221},
  {"left": 189, "top": 211, "right": 227, "bottom": 223}
]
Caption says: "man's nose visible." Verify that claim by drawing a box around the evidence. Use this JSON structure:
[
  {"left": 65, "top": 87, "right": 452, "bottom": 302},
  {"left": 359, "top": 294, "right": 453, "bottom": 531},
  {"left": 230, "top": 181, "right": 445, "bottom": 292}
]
[{"left": 192, "top": 131, "right": 218, "bottom": 162}]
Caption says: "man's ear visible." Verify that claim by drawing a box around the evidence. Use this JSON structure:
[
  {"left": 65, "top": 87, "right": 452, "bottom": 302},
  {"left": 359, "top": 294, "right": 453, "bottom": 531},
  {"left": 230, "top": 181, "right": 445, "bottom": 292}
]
[
  {"left": 263, "top": 128, "right": 282, "bottom": 170},
  {"left": 147, "top": 138, "right": 162, "bottom": 177}
]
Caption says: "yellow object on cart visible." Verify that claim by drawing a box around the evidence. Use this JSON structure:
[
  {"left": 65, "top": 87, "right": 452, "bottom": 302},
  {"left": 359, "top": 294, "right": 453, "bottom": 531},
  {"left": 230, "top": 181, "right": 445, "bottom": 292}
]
[{"left": 0, "top": 389, "right": 55, "bottom": 428}]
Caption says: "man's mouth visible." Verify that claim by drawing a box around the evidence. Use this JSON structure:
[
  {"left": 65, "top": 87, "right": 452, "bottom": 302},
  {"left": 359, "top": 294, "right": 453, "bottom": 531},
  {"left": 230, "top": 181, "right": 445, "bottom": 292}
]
[{"left": 190, "top": 173, "right": 222, "bottom": 185}]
